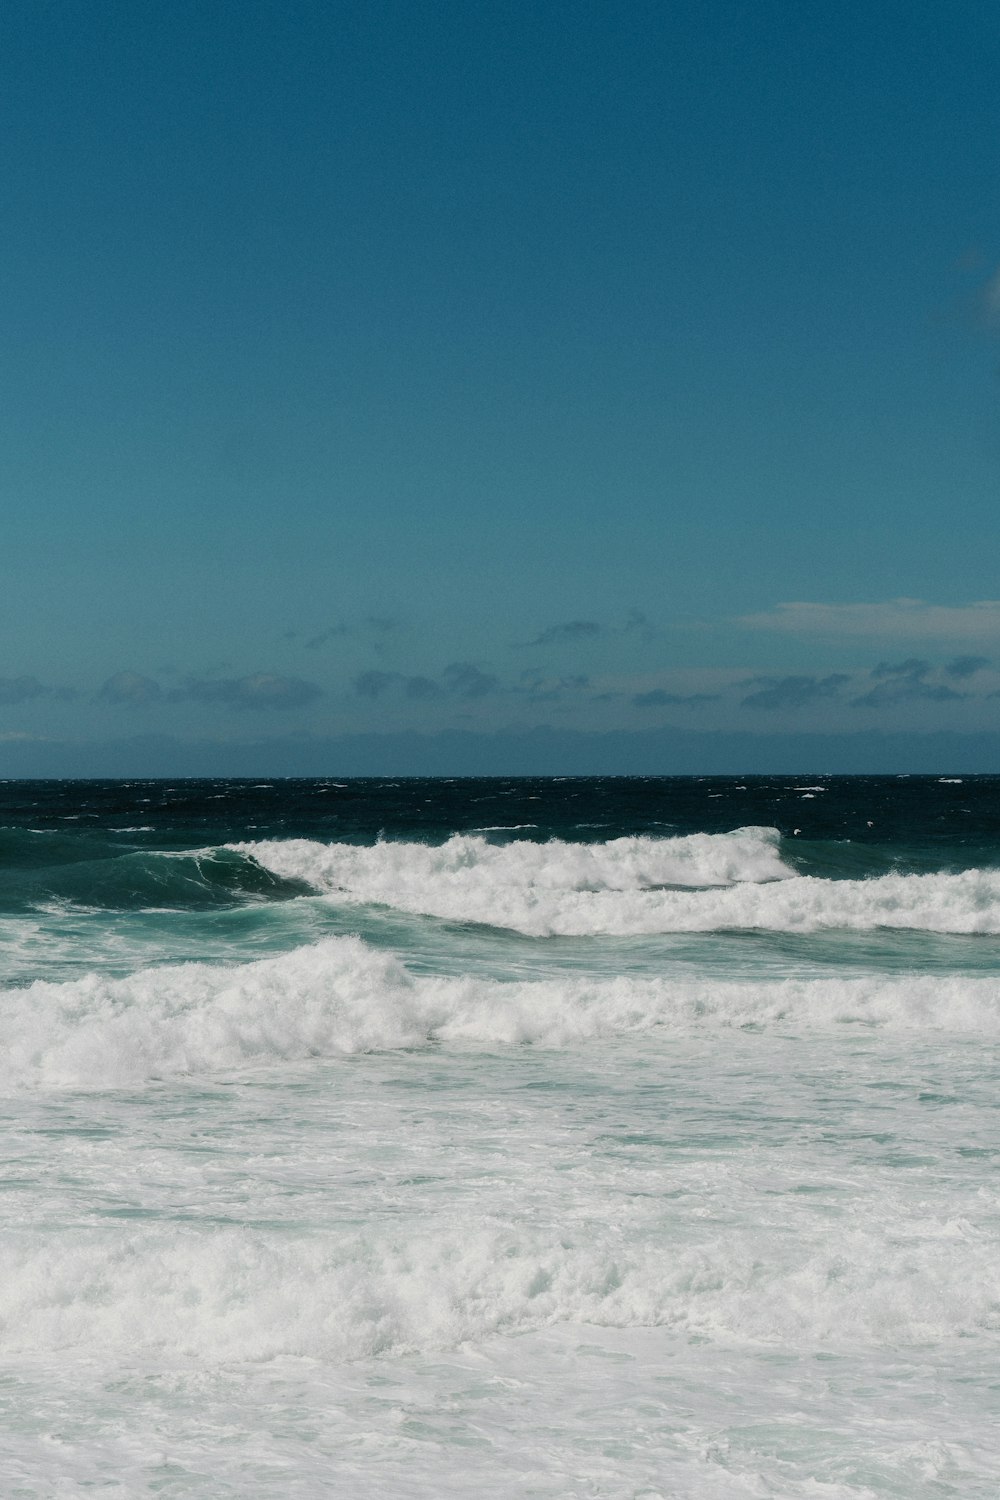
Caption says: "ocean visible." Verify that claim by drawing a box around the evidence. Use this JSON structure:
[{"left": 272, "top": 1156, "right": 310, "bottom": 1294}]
[{"left": 1, "top": 774, "right": 999, "bottom": 1497}]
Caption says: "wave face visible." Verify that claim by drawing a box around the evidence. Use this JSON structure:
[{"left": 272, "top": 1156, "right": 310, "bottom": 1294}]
[
  {"left": 235, "top": 830, "right": 1000, "bottom": 936},
  {"left": 4, "top": 777, "right": 1000, "bottom": 1499},
  {"left": 0, "top": 833, "right": 309, "bottom": 913}
]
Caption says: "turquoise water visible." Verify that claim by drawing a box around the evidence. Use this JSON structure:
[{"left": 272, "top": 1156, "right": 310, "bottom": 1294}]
[{"left": 2, "top": 777, "right": 999, "bottom": 1496}]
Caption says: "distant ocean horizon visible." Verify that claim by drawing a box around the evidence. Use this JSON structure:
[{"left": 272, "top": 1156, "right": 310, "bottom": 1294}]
[
  {"left": 2, "top": 775, "right": 999, "bottom": 1496},
  {"left": 5, "top": 726, "right": 1000, "bottom": 780}
]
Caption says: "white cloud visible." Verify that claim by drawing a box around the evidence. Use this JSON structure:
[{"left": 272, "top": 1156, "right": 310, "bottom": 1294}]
[{"left": 737, "top": 599, "right": 1000, "bottom": 641}]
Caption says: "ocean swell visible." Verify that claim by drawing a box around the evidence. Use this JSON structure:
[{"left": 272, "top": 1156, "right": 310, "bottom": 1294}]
[{"left": 0, "top": 844, "right": 310, "bottom": 914}]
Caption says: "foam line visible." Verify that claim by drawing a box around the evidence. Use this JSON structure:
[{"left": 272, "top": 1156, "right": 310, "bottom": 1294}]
[{"left": 4, "top": 937, "right": 999, "bottom": 1089}]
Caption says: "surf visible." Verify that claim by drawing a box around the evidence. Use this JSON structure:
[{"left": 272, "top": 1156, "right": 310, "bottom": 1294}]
[
  {"left": 5, "top": 935, "right": 1000, "bottom": 1090},
  {"left": 236, "top": 833, "right": 1000, "bottom": 937}
]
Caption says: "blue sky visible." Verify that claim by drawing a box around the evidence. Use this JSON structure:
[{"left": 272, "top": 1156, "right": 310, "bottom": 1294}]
[{"left": 3, "top": 0, "right": 1000, "bottom": 772}]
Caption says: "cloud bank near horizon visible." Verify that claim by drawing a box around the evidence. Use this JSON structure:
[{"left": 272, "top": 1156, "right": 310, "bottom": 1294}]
[{"left": 738, "top": 599, "right": 1000, "bottom": 641}]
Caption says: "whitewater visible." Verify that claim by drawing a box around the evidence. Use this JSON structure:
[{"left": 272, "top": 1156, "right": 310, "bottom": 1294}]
[{"left": 1, "top": 775, "right": 999, "bottom": 1497}]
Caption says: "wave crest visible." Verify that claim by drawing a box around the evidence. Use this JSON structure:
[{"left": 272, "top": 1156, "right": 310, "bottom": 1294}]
[
  {"left": 235, "top": 833, "right": 1000, "bottom": 936},
  {"left": 4, "top": 937, "right": 1000, "bottom": 1089}
]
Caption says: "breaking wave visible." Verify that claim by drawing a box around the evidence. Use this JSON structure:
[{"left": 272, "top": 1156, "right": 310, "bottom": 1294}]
[
  {"left": 235, "top": 833, "right": 1000, "bottom": 936},
  {"left": 4, "top": 936, "right": 999, "bottom": 1090}
]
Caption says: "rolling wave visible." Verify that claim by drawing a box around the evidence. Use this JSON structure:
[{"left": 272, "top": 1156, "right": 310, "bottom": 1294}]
[
  {"left": 237, "top": 833, "right": 1000, "bottom": 936},
  {"left": 231, "top": 828, "right": 795, "bottom": 895},
  {"left": 5, "top": 824, "right": 993, "bottom": 926},
  {"left": 4, "top": 936, "right": 999, "bottom": 1090},
  {"left": 0, "top": 844, "right": 309, "bottom": 913}
]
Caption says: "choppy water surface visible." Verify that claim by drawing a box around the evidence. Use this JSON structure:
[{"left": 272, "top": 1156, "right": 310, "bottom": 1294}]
[{"left": 2, "top": 776, "right": 999, "bottom": 1496}]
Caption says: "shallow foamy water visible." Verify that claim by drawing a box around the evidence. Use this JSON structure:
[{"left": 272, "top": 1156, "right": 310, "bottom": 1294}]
[
  {"left": 2, "top": 778, "right": 1000, "bottom": 1495},
  {"left": 3, "top": 1026, "right": 999, "bottom": 1495}
]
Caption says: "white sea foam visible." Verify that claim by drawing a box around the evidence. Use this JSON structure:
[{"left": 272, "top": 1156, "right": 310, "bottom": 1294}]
[
  {"left": 233, "top": 827, "right": 792, "bottom": 898},
  {"left": 2, "top": 1203, "right": 995, "bottom": 1366},
  {"left": 3, "top": 937, "right": 1000, "bottom": 1090},
  {"left": 235, "top": 833, "right": 1000, "bottom": 936}
]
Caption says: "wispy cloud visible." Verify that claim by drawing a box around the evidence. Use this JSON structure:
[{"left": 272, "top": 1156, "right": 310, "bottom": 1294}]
[
  {"left": 518, "top": 670, "right": 591, "bottom": 703},
  {"left": 354, "top": 670, "right": 398, "bottom": 699},
  {"left": 514, "top": 612, "right": 656, "bottom": 649},
  {"left": 97, "top": 672, "right": 163, "bottom": 706},
  {"left": 851, "top": 659, "right": 964, "bottom": 707},
  {"left": 632, "top": 689, "right": 718, "bottom": 708},
  {"left": 403, "top": 675, "right": 443, "bottom": 699},
  {"left": 871, "top": 657, "right": 929, "bottom": 679},
  {"left": 741, "top": 674, "right": 849, "bottom": 711},
  {"left": 304, "top": 624, "right": 351, "bottom": 650},
  {"left": 441, "top": 662, "right": 498, "bottom": 698},
  {"left": 354, "top": 663, "right": 499, "bottom": 701},
  {"left": 738, "top": 599, "right": 1000, "bottom": 641},
  {"left": 515, "top": 620, "right": 603, "bottom": 648},
  {"left": 623, "top": 609, "right": 655, "bottom": 641},
  {"left": 0, "top": 675, "right": 54, "bottom": 706},
  {"left": 174, "top": 674, "right": 323, "bottom": 710},
  {"left": 946, "top": 654, "right": 991, "bottom": 679},
  {"left": 301, "top": 617, "right": 401, "bottom": 651}
]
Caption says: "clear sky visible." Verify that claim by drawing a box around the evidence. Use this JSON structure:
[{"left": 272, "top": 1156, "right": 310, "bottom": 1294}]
[{"left": 3, "top": 0, "right": 1000, "bottom": 773}]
